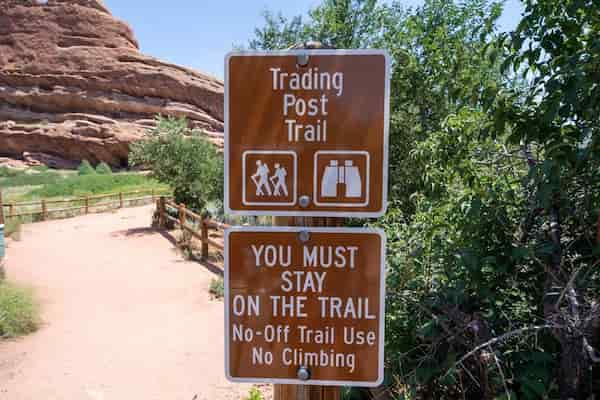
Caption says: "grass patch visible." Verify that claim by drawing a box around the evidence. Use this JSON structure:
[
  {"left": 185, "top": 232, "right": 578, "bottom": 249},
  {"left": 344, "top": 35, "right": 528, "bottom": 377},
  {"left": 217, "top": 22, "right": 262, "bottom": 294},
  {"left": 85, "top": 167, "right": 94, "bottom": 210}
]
[
  {"left": 0, "top": 166, "right": 19, "bottom": 178},
  {"left": 209, "top": 277, "right": 224, "bottom": 299},
  {"left": 0, "top": 282, "right": 39, "bottom": 338},
  {"left": 0, "top": 167, "right": 65, "bottom": 188},
  {"left": 23, "top": 173, "right": 167, "bottom": 199},
  {"left": 2, "top": 166, "right": 168, "bottom": 202}
]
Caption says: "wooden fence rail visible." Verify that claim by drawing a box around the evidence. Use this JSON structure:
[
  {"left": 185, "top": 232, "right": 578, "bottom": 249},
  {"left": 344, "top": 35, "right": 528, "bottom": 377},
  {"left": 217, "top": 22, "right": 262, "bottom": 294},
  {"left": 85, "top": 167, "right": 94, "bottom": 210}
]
[
  {"left": 1, "top": 189, "right": 171, "bottom": 221},
  {"left": 156, "top": 197, "right": 230, "bottom": 259}
]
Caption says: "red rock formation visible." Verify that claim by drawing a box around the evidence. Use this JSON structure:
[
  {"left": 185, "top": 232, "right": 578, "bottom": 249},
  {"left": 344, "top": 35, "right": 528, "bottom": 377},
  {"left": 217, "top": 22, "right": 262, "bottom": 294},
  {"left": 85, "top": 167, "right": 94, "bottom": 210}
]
[{"left": 0, "top": 0, "right": 224, "bottom": 167}]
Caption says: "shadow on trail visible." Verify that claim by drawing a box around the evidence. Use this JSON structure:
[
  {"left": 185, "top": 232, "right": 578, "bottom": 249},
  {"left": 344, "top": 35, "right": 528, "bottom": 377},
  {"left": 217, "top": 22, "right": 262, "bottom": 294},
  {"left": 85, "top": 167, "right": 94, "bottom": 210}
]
[
  {"left": 193, "top": 258, "right": 224, "bottom": 277},
  {"left": 110, "top": 227, "right": 177, "bottom": 247},
  {"left": 110, "top": 226, "right": 224, "bottom": 276},
  {"left": 110, "top": 227, "right": 161, "bottom": 238}
]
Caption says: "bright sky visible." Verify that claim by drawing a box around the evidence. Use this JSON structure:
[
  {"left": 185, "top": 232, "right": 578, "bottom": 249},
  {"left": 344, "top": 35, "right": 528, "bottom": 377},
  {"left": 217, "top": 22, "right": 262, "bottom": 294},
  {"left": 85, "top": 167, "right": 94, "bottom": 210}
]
[{"left": 104, "top": 0, "right": 524, "bottom": 80}]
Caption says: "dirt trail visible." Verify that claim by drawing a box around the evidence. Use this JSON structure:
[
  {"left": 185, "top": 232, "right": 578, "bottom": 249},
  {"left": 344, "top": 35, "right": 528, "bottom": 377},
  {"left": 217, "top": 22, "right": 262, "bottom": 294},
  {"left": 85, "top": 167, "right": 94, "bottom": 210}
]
[{"left": 0, "top": 205, "right": 254, "bottom": 400}]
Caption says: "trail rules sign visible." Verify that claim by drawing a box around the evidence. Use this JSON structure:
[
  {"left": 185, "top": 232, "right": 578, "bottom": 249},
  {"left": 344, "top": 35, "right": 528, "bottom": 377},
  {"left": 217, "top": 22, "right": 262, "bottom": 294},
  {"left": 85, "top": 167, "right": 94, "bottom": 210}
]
[
  {"left": 224, "top": 227, "right": 386, "bottom": 386},
  {"left": 225, "top": 50, "right": 390, "bottom": 217}
]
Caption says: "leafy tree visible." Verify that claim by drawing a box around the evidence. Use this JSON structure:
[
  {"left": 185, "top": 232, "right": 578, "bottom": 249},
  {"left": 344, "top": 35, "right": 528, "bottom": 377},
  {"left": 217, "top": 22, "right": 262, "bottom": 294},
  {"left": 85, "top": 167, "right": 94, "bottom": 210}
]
[
  {"left": 486, "top": 0, "right": 600, "bottom": 397},
  {"left": 129, "top": 116, "right": 223, "bottom": 212},
  {"left": 249, "top": 0, "right": 503, "bottom": 213},
  {"left": 249, "top": 11, "right": 308, "bottom": 50},
  {"left": 249, "top": 0, "right": 396, "bottom": 50},
  {"left": 77, "top": 160, "right": 95, "bottom": 176},
  {"left": 249, "top": 0, "right": 599, "bottom": 397},
  {"left": 384, "top": 0, "right": 504, "bottom": 213},
  {"left": 95, "top": 162, "right": 112, "bottom": 175}
]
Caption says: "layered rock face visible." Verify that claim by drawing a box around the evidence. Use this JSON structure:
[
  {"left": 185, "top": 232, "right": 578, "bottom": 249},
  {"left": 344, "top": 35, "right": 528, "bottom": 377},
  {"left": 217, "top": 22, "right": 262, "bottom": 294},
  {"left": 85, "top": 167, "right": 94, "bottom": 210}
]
[{"left": 0, "top": 0, "right": 224, "bottom": 167}]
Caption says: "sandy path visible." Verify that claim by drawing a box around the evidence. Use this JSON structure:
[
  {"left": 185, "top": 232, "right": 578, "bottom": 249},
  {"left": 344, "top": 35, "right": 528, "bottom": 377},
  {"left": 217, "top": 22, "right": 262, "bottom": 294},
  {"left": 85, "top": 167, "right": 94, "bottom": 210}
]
[{"left": 0, "top": 205, "right": 253, "bottom": 400}]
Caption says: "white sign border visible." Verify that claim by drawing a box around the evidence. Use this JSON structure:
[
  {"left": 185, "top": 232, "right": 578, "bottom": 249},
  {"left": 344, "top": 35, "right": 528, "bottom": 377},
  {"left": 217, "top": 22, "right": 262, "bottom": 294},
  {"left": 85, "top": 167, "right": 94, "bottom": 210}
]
[
  {"left": 224, "top": 226, "right": 386, "bottom": 387},
  {"left": 224, "top": 49, "right": 391, "bottom": 218}
]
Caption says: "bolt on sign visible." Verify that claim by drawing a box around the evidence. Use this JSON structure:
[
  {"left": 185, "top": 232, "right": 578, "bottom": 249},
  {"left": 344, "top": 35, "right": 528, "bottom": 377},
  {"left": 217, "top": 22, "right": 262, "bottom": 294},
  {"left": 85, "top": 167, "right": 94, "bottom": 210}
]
[
  {"left": 225, "top": 50, "right": 390, "bottom": 217},
  {"left": 225, "top": 227, "right": 386, "bottom": 386}
]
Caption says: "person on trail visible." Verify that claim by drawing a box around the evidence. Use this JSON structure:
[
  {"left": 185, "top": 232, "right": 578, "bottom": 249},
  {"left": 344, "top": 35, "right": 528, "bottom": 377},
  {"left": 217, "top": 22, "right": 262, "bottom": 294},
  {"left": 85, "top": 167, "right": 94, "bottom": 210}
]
[
  {"left": 251, "top": 160, "right": 272, "bottom": 196},
  {"left": 270, "top": 163, "right": 288, "bottom": 196}
]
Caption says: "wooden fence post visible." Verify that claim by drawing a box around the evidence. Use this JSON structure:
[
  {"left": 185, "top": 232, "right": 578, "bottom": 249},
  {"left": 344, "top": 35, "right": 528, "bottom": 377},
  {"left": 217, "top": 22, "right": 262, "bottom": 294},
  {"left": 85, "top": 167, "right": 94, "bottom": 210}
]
[
  {"left": 201, "top": 217, "right": 209, "bottom": 260},
  {"left": 274, "top": 385, "right": 340, "bottom": 400},
  {"left": 41, "top": 199, "right": 48, "bottom": 221},
  {"left": 0, "top": 191, "right": 4, "bottom": 266},
  {"left": 0, "top": 190, "right": 4, "bottom": 225},
  {"left": 178, "top": 203, "right": 185, "bottom": 227},
  {"left": 273, "top": 214, "right": 343, "bottom": 400},
  {"left": 158, "top": 196, "right": 166, "bottom": 228},
  {"left": 85, "top": 196, "right": 89, "bottom": 214},
  {"left": 119, "top": 192, "right": 124, "bottom": 208}
]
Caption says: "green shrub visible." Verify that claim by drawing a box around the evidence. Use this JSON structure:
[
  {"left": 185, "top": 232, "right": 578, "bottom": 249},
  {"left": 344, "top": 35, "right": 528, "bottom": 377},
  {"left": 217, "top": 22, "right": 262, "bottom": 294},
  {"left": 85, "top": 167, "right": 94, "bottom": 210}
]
[
  {"left": 95, "top": 162, "right": 112, "bottom": 175},
  {"left": 0, "top": 166, "right": 20, "bottom": 178},
  {"left": 0, "top": 282, "right": 39, "bottom": 337},
  {"left": 245, "top": 388, "right": 263, "bottom": 400},
  {"left": 77, "top": 160, "right": 96, "bottom": 176},
  {"left": 129, "top": 116, "right": 223, "bottom": 212},
  {"left": 209, "top": 277, "right": 224, "bottom": 299},
  {"left": 252, "top": 0, "right": 600, "bottom": 397}
]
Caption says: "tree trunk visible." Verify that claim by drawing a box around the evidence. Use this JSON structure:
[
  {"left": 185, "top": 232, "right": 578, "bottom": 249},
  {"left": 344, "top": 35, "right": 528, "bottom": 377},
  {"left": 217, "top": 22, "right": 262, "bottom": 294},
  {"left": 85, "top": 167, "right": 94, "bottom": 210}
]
[
  {"left": 544, "top": 203, "right": 591, "bottom": 399},
  {"left": 558, "top": 338, "right": 589, "bottom": 399}
]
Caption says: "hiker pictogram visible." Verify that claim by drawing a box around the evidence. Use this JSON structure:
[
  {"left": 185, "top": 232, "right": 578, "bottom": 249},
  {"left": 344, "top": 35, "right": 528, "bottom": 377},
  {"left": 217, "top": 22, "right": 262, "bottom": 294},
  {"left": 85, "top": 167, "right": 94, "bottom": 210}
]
[
  {"left": 270, "top": 163, "right": 289, "bottom": 196},
  {"left": 251, "top": 160, "right": 272, "bottom": 196},
  {"left": 243, "top": 151, "right": 297, "bottom": 206},
  {"left": 249, "top": 160, "right": 290, "bottom": 197}
]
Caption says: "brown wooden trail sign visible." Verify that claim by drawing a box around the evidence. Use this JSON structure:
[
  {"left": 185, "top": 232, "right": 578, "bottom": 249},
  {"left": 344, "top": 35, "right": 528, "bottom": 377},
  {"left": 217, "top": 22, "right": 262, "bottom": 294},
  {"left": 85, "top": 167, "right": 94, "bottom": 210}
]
[
  {"left": 225, "top": 226, "right": 386, "bottom": 386},
  {"left": 225, "top": 50, "right": 390, "bottom": 217}
]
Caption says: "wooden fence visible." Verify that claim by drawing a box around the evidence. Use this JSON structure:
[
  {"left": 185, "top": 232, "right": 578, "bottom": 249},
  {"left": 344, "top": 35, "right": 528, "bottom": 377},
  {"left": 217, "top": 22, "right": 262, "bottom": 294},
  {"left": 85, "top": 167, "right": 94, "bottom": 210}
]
[
  {"left": 156, "top": 197, "right": 230, "bottom": 259},
  {"left": 1, "top": 189, "right": 170, "bottom": 221}
]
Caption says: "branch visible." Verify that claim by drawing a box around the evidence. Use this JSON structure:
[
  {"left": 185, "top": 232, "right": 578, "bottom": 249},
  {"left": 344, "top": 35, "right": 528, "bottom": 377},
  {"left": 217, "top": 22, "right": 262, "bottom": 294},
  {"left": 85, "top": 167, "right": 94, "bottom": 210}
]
[
  {"left": 519, "top": 207, "right": 542, "bottom": 244},
  {"left": 554, "top": 267, "right": 581, "bottom": 313},
  {"left": 597, "top": 210, "right": 600, "bottom": 244},
  {"left": 443, "top": 324, "right": 558, "bottom": 378},
  {"left": 518, "top": 142, "right": 541, "bottom": 244},
  {"left": 583, "top": 337, "right": 600, "bottom": 363},
  {"left": 490, "top": 346, "right": 511, "bottom": 399},
  {"left": 520, "top": 142, "right": 537, "bottom": 167}
]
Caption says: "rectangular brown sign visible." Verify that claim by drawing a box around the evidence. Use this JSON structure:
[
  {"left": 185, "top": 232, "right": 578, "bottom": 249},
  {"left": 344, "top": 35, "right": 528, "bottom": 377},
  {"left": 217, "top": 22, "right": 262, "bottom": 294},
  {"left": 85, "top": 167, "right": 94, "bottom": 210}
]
[
  {"left": 225, "top": 50, "right": 390, "bottom": 217},
  {"left": 225, "top": 227, "right": 386, "bottom": 386}
]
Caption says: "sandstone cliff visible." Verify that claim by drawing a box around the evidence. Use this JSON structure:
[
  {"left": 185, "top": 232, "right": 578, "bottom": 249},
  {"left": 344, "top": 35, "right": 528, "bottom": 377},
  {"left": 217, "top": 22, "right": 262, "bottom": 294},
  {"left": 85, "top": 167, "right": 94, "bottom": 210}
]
[{"left": 0, "top": 0, "right": 224, "bottom": 168}]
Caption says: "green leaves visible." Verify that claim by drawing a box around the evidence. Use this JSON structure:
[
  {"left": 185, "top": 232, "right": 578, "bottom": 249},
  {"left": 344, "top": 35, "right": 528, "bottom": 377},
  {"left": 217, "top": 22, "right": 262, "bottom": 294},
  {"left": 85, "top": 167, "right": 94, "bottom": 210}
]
[
  {"left": 129, "top": 116, "right": 223, "bottom": 213},
  {"left": 247, "top": 0, "right": 600, "bottom": 397}
]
